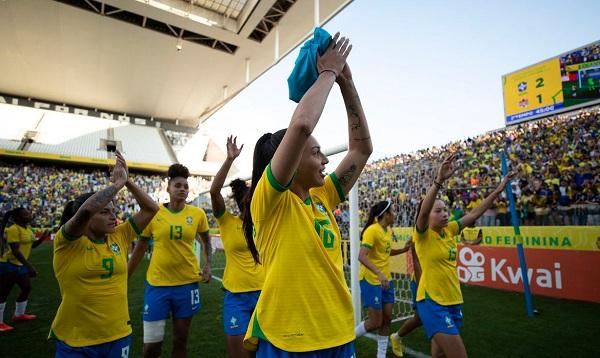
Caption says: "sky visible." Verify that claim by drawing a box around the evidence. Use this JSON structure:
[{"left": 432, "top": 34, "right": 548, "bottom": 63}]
[{"left": 200, "top": 0, "right": 600, "bottom": 178}]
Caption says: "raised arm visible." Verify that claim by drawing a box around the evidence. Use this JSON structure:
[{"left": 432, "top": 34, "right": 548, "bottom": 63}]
[
  {"left": 271, "top": 33, "right": 351, "bottom": 185},
  {"left": 210, "top": 136, "right": 243, "bottom": 217},
  {"left": 63, "top": 153, "right": 128, "bottom": 238},
  {"left": 333, "top": 64, "right": 373, "bottom": 195},
  {"left": 122, "top": 154, "right": 159, "bottom": 232},
  {"left": 416, "top": 154, "right": 457, "bottom": 232},
  {"left": 460, "top": 171, "right": 517, "bottom": 228}
]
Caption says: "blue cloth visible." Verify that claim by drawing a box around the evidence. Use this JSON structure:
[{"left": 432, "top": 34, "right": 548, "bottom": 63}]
[
  {"left": 0, "top": 262, "right": 29, "bottom": 275},
  {"left": 55, "top": 335, "right": 131, "bottom": 358},
  {"left": 416, "top": 298, "right": 463, "bottom": 339},
  {"left": 223, "top": 289, "right": 260, "bottom": 335},
  {"left": 143, "top": 282, "right": 201, "bottom": 321},
  {"left": 287, "top": 27, "right": 332, "bottom": 102},
  {"left": 360, "top": 279, "right": 395, "bottom": 309},
  {"left": 257, "top": 339, "right": 355, "bottom": 357}
]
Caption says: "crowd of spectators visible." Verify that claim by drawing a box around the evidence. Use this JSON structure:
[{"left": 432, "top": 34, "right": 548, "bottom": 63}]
[
  {"left": 334, "top": 107, "right": 599, "bottom": 236},
  {"left": 0, "top": 161, "right": 210, "bottom": 229},
  {"left": 1, "top": 108, "right": 598, "bottom": 234}
]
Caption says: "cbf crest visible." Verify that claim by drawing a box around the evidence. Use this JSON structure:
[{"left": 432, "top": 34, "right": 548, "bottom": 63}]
[
  {"left": 110, "top": 243, "right": 121, "bottom": 255},
  {"left": 315, "top": 202, "right": 327, "bottom": 214},
  {"left": 186, "top": 216, "right": 193, "bottom": 225}
]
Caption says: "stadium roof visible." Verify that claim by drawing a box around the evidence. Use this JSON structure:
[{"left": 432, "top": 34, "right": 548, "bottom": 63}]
[{"left": 0, "top": 0, "right": 353, "bottom": 129}]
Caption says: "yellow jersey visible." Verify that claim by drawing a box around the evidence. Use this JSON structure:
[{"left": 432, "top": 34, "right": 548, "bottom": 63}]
[
  {"left": 51, "top": 219, "right": 140, "bottom": 347},
  {"left": 141, "top": 204, "right": 209, "bottom": 286},
  {"left": 216, "top": 211, "right": 264, "bottom": 293},
  {"left": 359, "top": 223, "right": 392, "bottom": 285},
  {"left": 244, "top": 164, "right": 354, "bottom": 352},
  {"left": 414, "top": 220, "right": 463, "bottom": 305},
  {"left": 1, "top": 224, "right": 35, "bottom": 265}
]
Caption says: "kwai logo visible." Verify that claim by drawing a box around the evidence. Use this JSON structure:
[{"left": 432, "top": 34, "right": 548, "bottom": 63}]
[
  {"left": 458, "top": 247, "right": 485, "bottom": 283},
  {"left": 458, "top": 247, "right": 564, "bottom": 290},
  {"left": 491, "top": 259, "right": 563, "bottom": 289}
]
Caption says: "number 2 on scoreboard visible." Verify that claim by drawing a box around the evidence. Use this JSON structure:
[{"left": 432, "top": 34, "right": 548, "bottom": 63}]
[{"left": 536, "top": 77, "right": 544, "bottom": 88}]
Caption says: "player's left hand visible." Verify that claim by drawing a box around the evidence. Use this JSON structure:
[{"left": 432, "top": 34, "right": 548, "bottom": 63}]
[{"left": 201, "top": 265, "right": 212, "bottom": 283}]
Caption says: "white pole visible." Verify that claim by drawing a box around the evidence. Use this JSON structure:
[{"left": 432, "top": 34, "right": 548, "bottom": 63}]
[
  {"left": 349, "top": 183, "right": 361, "bottom": 325},
  {"left": 314, "top": 0, "right": 320, "bottom": 27}
]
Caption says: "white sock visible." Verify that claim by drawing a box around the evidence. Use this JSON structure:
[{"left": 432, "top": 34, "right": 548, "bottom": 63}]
[
  {"left": 355, "top": 321, "right": 367, "bottom": 338},
  {"left": 0, "top": 302, "right": 5, "bottom": 323},
  {"left": 15, "top": 300, "right": 27, "bottom": 315},
  {"left": 377, "top": 334, "right": 389, "bottom": 358}
]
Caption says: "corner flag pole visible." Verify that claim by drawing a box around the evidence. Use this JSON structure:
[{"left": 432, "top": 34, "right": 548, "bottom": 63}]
[{"left": 501, "top": 152, "right": 534, "bottom": 317}]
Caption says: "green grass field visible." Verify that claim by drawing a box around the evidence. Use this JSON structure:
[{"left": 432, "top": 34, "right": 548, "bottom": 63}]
[{"left": 1, "top": 243, "right": 599, "bottom": 357}]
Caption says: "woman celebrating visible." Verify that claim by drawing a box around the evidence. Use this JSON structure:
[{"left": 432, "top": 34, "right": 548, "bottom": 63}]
[
  {"left": 242, "top": 33, "right": 371, "bottom": 356},
  {"left": 0, "top": 208, "right": 45, "bottom": 332},
  {"left": 128, "top": 163, "right": 211, "bottom": 358},
  {"left": 414, "top": 154, "right": 515, "bottom": 358},
  {"left": 354, "top": 200, "right": 411, "bottom": 358},
  {"left": 51, "top": 151, "right": 158, "bottom": 357},
  {"left": 210, "top": 135, "right": 264, "bottom": 357}
]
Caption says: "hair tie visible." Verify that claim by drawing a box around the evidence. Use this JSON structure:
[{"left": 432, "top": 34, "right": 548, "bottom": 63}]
[{"left": 376, "top": 200, "right": 392, "bottom": 218}]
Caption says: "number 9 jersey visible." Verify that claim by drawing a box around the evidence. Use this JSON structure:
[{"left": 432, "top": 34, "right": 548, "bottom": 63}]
[{"left": 51, "top": 218, "right": 141, "bottom": 347}]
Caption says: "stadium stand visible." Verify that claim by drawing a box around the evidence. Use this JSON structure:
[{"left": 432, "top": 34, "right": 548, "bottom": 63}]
[
  {"left": 0, "top": 159, "right": 211, "bottom": 229},
  {"left": 333, "top": 107, "right": 600, "bottom": 238}
]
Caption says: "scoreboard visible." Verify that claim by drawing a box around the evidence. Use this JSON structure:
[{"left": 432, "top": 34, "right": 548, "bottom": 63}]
[{"left": 502, "top": 40, "right": 600, "bottom": 125}]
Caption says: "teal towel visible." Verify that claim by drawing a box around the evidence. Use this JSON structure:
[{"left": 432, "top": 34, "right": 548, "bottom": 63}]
[{"left": 287, "top": 27, "right": 332, "bottom": 103}]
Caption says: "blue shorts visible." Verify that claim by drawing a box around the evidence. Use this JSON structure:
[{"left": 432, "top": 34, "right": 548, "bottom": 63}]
[
  {"left": 416, "top": 298, "right": 463, "bottom": 339},
  {"left": 360, "top": 279, "right": 395, "bottom": 309},
  {"left": 143, "top": 282, "right": 201, "bottom": 321},
  {"left": 257, "top": 339, "right": 355, "bottom": 357},
  {"left": 410, "top": 280, "right": 417, "bottom": 309},
  {"left": 0, "top": 262, "right": 29, "bottom": 275},
  {"left": 223, "top": 289, "right": 260, "bottom": 336},
  {"left": 55, "top": 335, "right": 131, "bottom": 358}
]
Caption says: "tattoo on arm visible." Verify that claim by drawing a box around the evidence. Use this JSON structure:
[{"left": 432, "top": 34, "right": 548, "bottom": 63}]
[
  {"left": 347, "top": 103, "right": 361, "bottom": 131},
  {"left": 72, "top": 186, "right": 119, "bottom": 225},
  {"left": 339, "top": 164, "right": 357, "bottom": 188}
]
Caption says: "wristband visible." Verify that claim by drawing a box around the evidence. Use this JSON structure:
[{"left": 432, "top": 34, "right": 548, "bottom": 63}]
[{"left": 433, "top": 180, "right": 443, "bottom": 189}]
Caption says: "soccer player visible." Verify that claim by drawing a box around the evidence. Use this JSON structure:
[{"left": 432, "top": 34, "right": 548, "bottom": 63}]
[
  {"left": 390, "top": 235, "right": 422, "bottom": 357},
  {"left": 354, "top": 200, "right": 411, "bottom": 358},
  {"left": 241, "top": 33, "right": 371, "bottom": 356},
  {"left": 50, "top": 151, "right": 159, "bottom": 357},
  {"left": 128, "top": 163, "right": 211, "bottom": 358},
  {"left": 210, "top": 135, "right": 264, "bottom": 357},
  {"left": 414, "top": 154, "right": 515, "bottom": 358},
  {"left": 0, "top": 208, "right": 45, "bottom": 331}
]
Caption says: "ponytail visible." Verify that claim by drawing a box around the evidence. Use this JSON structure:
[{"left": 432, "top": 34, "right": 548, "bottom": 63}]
[
  {"left": 59, "top": 192, "right": 96, "bottom": 227},
  {"left": 229, "top": 179, "right": 249, "bottom": 212},
  {"left": 242, "top": 129, "right": 286, "bottom": 264},
  {"left": 361, "top": 200, "right": 391, "bottom": 241}
]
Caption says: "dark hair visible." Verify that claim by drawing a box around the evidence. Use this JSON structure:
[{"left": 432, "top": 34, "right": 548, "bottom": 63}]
[
  {"left": 0, "top": 208, "right": 28, "bottom": 256},
  {"left": 167, "top": 163, "right": 190, "bottom": 182},
  {"left": 361, "top": 200, "right": 391, "bottom": 241},
  {"left": 242, "top": 129, "right": 287, "bottom": 263},
  {"left": 59, "top": 192, "right": 96, "bottom": 227},
  {"left": 229, "top": 179, "right": 249, "bottom": 212}
]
